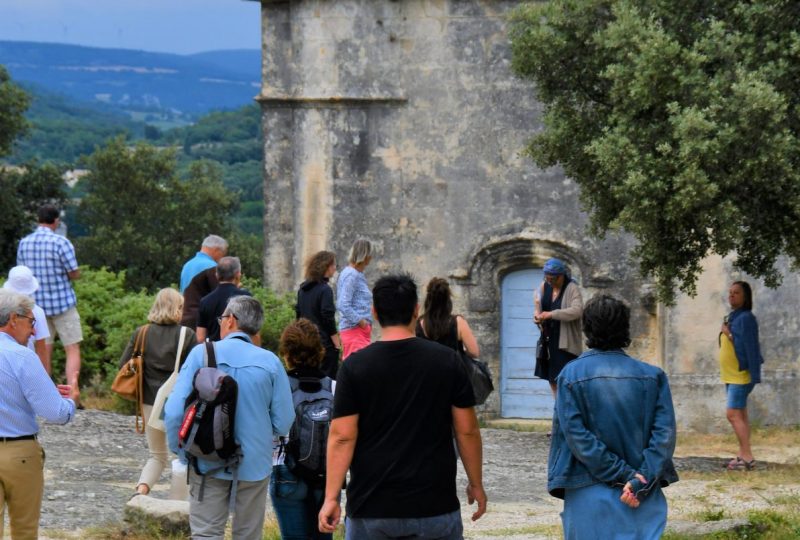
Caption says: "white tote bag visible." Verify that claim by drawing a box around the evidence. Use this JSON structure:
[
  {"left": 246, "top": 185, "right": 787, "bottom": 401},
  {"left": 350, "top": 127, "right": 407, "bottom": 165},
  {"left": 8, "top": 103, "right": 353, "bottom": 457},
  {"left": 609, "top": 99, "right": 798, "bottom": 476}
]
[{"left": 148, "top": 326, "right": 187, "bottom": 432}]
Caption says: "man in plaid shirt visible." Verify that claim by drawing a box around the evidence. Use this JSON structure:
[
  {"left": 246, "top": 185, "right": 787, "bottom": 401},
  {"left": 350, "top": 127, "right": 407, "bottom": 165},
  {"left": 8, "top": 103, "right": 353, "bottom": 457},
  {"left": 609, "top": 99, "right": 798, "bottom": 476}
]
[{"left": 17, "top": 204, "right": 83, "bottom": 405}]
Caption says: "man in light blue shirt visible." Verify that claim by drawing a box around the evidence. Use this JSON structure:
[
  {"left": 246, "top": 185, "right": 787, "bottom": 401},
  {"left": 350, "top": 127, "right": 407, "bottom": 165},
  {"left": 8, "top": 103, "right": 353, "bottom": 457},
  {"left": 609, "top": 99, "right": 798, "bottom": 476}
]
[
  {"left": 165, "top": 295, "right": 294, "bottom": 539},
  {"left": 179, "top": 235, "right": 228, "bottom": 292},
  {"left": 0, "top": 290, "right": 75, "bottom": 539}
]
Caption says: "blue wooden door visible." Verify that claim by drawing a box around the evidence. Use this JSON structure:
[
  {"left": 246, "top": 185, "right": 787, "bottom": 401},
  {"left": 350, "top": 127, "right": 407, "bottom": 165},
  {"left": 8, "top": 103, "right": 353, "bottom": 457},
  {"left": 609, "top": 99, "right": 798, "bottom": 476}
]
[{"left": 500, "top": 269, "right": 554, "bottom": 418}]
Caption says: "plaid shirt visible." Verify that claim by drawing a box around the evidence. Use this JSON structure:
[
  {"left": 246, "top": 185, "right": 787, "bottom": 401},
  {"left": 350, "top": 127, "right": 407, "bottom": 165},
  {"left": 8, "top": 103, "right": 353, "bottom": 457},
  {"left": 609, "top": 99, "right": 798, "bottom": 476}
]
[{"left": 17, "top": 226, "right": 79, "bottom": 316}]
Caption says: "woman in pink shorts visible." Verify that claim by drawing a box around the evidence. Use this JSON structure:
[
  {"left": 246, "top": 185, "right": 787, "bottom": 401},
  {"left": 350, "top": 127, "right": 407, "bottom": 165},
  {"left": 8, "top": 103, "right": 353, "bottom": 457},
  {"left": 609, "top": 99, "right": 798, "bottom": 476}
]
[{"left": 336, "top": 239, "right": 373, "bottom": 359}]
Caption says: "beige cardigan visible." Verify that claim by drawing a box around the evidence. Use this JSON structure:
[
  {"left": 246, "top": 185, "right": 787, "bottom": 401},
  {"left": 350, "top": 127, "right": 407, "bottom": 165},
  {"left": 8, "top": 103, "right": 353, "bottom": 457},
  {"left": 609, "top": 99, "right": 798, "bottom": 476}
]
[{"left": 535, "top": 280, "right": 584, "bottom": 357}]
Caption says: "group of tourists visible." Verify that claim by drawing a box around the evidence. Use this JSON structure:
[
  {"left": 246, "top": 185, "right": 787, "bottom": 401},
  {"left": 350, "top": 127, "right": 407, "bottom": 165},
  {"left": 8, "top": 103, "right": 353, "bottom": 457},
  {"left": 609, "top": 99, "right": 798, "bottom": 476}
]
[{"left": 0, "top": 205, "right": 766, "bottom": 540}]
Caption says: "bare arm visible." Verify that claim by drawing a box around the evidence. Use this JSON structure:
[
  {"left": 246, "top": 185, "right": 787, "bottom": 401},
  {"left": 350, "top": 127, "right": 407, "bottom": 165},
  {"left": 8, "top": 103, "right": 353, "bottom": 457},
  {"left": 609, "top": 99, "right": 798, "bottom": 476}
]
[
  {"left": 195, "top": 327, "right": 207, "bottom": 343},
  {"left": 533, "top": 282, "right": 544, "bottom": 318},
  {"left": 68, "top": 269, "right": 80, "bottom": 280},
  {"left": 452, "top": 406, "right": 487, "bottom": 521},
  {"left": 457, "top": 316, "right": 480, "bottom": 358},
  {"left": 34, "top": 339, "right": 51, "bottom": 374},
  {"left": 319, "top": 414, "right": 358, "bottom": 533}
]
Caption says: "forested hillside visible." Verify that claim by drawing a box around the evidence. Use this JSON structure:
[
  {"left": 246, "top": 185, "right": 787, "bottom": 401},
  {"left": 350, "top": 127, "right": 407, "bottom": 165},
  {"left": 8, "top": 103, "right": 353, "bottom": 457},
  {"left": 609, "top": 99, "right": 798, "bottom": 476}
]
[{"left": 7, "top": 85, "right": 263, "bottom": 235}]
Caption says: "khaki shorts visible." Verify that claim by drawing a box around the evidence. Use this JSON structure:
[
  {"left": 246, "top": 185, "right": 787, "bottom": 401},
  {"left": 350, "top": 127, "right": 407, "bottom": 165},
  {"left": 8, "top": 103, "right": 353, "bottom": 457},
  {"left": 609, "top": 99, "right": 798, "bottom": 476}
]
[{"left": 46, "top": 307, "right": 83, "bottom": 346}]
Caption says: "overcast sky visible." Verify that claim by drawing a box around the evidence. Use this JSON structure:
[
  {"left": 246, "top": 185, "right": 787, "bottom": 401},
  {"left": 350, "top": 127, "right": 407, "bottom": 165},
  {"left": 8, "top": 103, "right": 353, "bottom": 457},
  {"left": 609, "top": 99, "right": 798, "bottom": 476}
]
[{"left": 0, "top": 0, "right": 261, "bottom": 54}]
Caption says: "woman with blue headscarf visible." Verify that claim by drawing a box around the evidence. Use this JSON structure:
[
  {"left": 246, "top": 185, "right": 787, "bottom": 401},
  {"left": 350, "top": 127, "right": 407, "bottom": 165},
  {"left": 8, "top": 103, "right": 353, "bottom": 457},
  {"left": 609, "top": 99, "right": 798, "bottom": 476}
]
[{"left": 534, "top": 258, "right": 583, "bottom": 396}]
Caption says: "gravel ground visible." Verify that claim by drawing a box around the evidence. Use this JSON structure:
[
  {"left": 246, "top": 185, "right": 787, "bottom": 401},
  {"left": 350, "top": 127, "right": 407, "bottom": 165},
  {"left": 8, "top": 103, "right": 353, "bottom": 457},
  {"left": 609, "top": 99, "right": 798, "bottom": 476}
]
[{"left": 31, "top": 410, "right": 800, "bottom": 539}]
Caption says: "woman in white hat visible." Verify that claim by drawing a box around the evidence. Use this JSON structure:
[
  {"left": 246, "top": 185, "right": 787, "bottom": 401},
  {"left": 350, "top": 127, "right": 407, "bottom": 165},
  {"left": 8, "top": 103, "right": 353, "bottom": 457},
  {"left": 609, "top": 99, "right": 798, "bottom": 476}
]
[{"left": 3, "top": 265, "right": 51, "bottom": 371}]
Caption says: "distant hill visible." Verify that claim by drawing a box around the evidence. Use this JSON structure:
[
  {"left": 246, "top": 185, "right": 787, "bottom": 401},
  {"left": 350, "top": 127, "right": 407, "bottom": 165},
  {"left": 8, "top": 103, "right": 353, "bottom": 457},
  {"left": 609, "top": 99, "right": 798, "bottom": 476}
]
[
  {"left": 0, "top": 41, "right": 260, "bottom": 116},
  {"left": 188, "top": 50, "right": 261, "bottom": 77},
  {"left": 11, "top": 82, "right": 144, "bottom": 164}
]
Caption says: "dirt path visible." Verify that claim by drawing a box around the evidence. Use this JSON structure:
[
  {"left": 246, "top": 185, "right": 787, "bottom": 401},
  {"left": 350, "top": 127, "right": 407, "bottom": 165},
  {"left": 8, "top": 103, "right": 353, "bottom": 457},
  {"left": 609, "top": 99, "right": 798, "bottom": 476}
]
[{"left": 35, "top": 410, "right": 800, "bottom": 539}]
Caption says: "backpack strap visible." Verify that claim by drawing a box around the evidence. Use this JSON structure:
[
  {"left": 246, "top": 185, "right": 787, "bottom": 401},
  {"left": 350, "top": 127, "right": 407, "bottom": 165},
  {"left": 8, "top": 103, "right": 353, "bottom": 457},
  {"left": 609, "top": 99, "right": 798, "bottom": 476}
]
[{"left": 204, "top": 341, "right": 216, "bottom": 368}]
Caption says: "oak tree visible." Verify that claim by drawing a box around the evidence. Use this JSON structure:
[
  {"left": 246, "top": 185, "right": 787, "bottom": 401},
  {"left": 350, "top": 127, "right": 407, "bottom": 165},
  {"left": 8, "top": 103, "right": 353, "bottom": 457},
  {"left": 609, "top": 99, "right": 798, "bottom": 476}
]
[{"left": 510, "top": 1, "right": 800, "bottom": 302}]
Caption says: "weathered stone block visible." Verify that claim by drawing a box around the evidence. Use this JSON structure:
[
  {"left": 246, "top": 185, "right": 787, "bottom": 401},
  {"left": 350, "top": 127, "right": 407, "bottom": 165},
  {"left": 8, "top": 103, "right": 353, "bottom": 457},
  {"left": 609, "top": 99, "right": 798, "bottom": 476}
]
[{"left": 124, "top": 495, "right": 190, "bottom": 537}]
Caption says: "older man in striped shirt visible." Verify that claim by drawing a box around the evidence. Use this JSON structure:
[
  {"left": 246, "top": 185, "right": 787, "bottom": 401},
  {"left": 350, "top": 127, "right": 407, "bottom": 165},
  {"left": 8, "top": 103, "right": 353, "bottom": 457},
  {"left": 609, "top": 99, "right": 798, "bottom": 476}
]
[{"left": 0, "top": 290, "right": 75, "bottom": 540}]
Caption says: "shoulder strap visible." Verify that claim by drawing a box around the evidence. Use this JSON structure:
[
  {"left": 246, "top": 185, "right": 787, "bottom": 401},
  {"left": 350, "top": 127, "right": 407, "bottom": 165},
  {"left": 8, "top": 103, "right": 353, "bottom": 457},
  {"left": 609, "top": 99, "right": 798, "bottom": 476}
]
[
  {"left": 204, "top": 341, "right": 216, "bottom": 368},
  {"left": 133, "top": 324, "right": 149, "bottom": 356},
  {"left": 173, "top": 326, "right": 187, "bottom": 373},
  {"left": 320, "top": 376, "right": 333, "bottom": 392}
]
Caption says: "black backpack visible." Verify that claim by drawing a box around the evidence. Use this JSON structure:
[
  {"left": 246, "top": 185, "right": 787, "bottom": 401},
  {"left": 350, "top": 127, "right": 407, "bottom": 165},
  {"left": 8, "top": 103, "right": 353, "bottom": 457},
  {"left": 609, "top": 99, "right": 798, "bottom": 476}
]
[
  {"left": 284, "top": 376, "right": 333, "bottom": 486},
  {"left": 178, "top": 341, "right": 241, "bottom": 514}
]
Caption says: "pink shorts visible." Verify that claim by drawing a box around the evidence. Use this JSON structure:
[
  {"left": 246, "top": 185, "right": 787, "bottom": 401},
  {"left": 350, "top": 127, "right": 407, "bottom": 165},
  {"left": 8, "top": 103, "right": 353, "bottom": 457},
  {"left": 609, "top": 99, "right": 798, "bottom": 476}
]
[{"left": 341, "top": 324, "right": 372, "bottom": 360}]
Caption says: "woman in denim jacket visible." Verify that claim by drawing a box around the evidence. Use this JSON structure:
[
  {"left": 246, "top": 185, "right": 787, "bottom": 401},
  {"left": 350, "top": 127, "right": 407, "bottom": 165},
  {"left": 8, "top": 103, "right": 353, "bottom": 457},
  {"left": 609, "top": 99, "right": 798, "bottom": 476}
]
[
  {"left": 719, "top": 281, "right": 763, "bottom": 471},
  {"left": 548, "top": 295, "right": 678, "bottom": 540}
]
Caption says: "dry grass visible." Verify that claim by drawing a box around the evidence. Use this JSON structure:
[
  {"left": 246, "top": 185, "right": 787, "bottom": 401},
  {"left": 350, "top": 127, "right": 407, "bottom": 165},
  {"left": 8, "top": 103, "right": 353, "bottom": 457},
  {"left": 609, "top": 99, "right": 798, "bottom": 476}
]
[{"left": 674, "top": 426, "right": 800, "bottom": 465}]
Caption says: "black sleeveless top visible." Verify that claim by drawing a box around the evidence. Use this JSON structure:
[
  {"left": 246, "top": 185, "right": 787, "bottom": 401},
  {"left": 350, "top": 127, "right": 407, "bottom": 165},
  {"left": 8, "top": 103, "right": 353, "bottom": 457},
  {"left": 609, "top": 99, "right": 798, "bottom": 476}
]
[{"left": 415, "top": 316, "right": 460, "bottom": 352}]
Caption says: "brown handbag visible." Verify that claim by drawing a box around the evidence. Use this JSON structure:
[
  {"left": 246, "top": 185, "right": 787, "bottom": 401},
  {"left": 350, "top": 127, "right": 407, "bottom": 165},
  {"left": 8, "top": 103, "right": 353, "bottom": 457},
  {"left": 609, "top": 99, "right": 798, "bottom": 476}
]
[{"left": 111, "top": 324, "right": 149, "bottom": 433}]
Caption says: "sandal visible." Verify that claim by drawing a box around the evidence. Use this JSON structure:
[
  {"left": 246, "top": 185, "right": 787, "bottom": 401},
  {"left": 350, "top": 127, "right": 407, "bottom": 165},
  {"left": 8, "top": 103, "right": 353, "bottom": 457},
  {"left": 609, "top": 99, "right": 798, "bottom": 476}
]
[{"left": 726, "top": 456, "right": 756, "bottom": 471}]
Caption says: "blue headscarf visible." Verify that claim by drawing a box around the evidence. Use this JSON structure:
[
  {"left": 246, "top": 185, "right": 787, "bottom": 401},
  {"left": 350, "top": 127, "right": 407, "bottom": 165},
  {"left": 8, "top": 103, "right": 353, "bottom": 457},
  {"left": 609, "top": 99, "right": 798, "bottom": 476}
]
[{"left": 543, "top": 258, "right": 567, "bottom": 276}]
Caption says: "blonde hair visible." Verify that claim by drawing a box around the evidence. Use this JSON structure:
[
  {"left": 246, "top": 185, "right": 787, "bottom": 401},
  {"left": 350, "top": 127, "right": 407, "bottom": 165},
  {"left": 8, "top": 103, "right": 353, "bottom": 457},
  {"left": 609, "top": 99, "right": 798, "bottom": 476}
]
[
  {"left": 348, "top": 238, "right": 372, "bottom": 265},
  {"left": 147, "top": 288, "right": 183, "bottom": 324}
]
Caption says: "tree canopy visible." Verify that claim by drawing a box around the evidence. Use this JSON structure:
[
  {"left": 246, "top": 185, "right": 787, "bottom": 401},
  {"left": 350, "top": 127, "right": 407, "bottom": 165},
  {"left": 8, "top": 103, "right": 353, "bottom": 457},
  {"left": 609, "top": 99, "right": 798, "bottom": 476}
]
[
  {"left": 0, "top": 65, "right": 29, "bottom": 157},
  {"left": 76, "top": 138, "right": 238, "bottom": 291},
  {"left": 509, "top": 0, "right": 800, "bottom": 302},
  {"left": 0, "top": 66, "right": 66, "bottom": 270}
]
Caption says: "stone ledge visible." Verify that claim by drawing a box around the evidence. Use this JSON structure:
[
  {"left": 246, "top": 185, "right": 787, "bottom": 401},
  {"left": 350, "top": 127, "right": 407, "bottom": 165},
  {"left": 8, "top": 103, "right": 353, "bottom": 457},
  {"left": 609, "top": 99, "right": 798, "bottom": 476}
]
[{"left": 124, "top": 494, "right": 190, "bottom": 537}]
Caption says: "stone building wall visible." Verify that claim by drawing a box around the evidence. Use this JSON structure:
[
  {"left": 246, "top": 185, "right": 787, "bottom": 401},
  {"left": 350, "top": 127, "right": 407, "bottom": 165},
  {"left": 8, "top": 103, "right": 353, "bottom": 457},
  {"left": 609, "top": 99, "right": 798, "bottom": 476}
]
[{"left": 257, "top": 0, "right": 798, "bottom": 428}]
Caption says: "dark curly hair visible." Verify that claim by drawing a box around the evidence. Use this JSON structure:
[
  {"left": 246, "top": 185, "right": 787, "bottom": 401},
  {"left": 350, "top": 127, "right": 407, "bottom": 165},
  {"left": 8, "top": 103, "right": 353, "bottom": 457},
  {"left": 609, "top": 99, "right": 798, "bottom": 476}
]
[
  {"left": 582, "top": 295, "right": 631, "bottom": 350},
  {"left": 304, "top": 251, "right": 336, "bottom": 281},
  {"left": 279, "top": 319, "right": 325, "bottom": 370}
]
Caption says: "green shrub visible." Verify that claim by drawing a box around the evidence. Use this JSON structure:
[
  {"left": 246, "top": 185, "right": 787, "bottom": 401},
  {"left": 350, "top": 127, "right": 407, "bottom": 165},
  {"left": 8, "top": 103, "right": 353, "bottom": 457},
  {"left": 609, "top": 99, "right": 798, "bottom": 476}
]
[
  {"left": 241, "top": 276, "right": 296, "bottom": 354},
  {"left": 50, "top": 267, "right": 154, "bottom": 387}
]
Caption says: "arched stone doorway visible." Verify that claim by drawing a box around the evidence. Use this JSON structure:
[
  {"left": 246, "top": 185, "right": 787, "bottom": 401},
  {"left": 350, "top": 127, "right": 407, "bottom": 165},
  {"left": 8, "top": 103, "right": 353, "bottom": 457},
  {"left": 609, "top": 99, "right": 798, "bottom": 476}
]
[{"left": 450, "top": 229, "right": 585, "bottom": 417}]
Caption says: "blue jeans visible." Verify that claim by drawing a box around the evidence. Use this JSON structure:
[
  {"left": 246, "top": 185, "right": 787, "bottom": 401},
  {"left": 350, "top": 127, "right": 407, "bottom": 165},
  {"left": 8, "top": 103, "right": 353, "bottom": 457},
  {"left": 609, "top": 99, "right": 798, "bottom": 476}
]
[
  {"left": 345, "top": 510, "right": 463, "bottom": 540},
  {"left": 269, "top": 464, "right": 331, "bottom": 540},
  {"left": 726, "top": 382, "right": 755, "bottom": 409}
]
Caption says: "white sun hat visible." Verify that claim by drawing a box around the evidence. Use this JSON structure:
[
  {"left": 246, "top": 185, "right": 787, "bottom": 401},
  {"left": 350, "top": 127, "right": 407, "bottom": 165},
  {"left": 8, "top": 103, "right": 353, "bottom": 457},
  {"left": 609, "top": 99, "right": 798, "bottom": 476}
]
[{"left": 3, "top": 265, "right": 40, "bottom": 296}]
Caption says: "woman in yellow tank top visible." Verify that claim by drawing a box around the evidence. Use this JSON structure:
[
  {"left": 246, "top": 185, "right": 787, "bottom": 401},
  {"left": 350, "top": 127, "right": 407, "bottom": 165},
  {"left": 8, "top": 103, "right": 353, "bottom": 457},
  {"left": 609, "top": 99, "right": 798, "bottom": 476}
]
[{"left": 719, "top": 281, "right": 763, "bottom": 471}]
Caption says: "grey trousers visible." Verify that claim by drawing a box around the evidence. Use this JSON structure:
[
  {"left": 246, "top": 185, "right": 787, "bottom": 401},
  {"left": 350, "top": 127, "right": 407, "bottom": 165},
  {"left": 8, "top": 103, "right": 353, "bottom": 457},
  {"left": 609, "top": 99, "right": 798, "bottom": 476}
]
[{"left": 188, "top": 472, "right": 269, "bottom": 540}]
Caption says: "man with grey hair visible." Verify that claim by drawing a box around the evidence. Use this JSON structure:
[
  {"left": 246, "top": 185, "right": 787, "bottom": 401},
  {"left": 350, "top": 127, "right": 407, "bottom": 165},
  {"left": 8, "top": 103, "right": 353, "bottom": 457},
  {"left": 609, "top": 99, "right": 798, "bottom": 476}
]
[
  {"left": 180, "top": 234, "right": 228, "bottom": 293},
  {"left": 165, "top": 296, "right": 294, "bottom": 540},
  {"left": 196, "top": 256, "right": 251, "bottom": 343},
  {"left": 0, "top": 290, "right": 75, "bottom": 539}
]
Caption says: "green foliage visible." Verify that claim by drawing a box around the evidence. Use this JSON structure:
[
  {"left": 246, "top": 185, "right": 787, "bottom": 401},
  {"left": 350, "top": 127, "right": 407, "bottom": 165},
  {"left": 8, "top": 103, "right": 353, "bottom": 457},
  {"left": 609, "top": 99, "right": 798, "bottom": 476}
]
[
  {"left": 229, "top": 231, "right": 265, "bottom": 282},
  {"left": 663, "top": 509, "right": 800, "bottom": 539},
  {"left": 509, "top": 1, "right": 800, "bottom": 303},
  {"left": 76, "top": 138, "right": 237, "bottom": 291},
  {"left": 241, "top": 276, "right": 296, "bottom": 353},
  {"left": 9, "top": 85, "right": 142, "bottom": 164},
  {"left": 166, "top": 104, "right": 261, "bottom": 146},
  {"left": 0, "top": 161, "right": 67, "bottom": 270},
  {"left": 50, "top": 267, "right": 153, "bottom": 387},
  {"left": 0, "top": 65, "right": 30, "bottom": 157}
]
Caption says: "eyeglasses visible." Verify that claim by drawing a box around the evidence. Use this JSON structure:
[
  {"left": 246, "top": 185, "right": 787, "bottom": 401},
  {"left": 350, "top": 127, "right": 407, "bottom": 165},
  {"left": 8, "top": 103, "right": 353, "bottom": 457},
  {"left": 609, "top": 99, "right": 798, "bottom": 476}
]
[
  {"left": 18, "top": 314, "right": 36, "bottom": 326},
  {"left": 217, "top": 313, "right": 238, "bottom": 325}
]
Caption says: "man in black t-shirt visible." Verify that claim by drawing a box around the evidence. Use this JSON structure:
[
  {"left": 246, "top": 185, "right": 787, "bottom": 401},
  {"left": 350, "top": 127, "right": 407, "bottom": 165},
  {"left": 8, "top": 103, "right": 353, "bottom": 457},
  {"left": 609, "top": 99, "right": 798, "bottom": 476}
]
[
  {"left": 196, "top": 256, "right": 251, "bottom": 342},
  {"left": 318, "top": 274, "right": 487, "bottom": 539}
]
